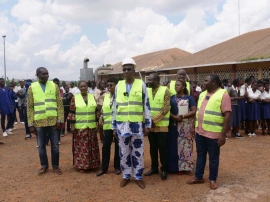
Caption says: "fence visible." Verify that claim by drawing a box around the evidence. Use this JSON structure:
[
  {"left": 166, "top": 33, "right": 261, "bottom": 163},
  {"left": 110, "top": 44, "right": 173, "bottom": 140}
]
[{"left": 144, "top": 66, "right": 270, "bottom": 85}]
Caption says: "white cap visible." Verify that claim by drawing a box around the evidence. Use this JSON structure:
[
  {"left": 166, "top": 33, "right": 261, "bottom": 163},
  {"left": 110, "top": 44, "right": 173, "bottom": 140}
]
[{"left": 122, "top": 57, "right": 136, "bottom": 67}]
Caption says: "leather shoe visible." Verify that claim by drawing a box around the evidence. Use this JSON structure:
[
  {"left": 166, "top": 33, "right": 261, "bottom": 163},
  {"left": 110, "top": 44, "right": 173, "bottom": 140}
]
[
  {"left": 120, "top": 179, "right": 130, "bottom": 188},
  {"left": 135, "top": 180, "right": 145, "bottom": 189},
  {"left": 38, "top": 167, "right": 48, "bottom": 175},
  {"left": 115, "top": 169, "right": 121, "bottom": 175},
  {"left": 210, "top": 181, "right": 218, "bottom": 190},
  {"left": 53, "top": 167, "right": 62, "bottom": 175},
  {"left": 96, "top": 170, "right": 106, "bottom": 177},
  {"left": 144, "top": 169, "right": 159, "bottom": 176},
  {"left": 161, "top": 171, "right": 167, "bottom": 180},
  {"left": 186, "top": 177, "right": 204, "bottom": 185}
]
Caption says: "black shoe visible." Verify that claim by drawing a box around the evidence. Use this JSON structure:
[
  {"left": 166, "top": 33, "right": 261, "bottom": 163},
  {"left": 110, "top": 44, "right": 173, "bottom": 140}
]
[
  {"left": 115, "top": 169, "right": 121, "bottom": 175},
  {"left": 144, "top": 169, "right": 159, "bottom": 176},
  {"left": 96, "top": 170, "right": 106, "bottom": 177},
  {"left": 161, "top": 171, "right": 167, "bottom": 180}
]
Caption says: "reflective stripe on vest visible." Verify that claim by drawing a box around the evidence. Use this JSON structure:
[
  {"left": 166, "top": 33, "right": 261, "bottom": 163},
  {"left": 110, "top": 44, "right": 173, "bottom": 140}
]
[
  {"left": 74, "top": 94, "right": 97, "bottom": 129},
  {"left": 116, "top": 79, "right": 143, "bottom": 122},
  {"left": 169, "top": 80, "right": 190, "bottom": 96},
  {"left": 195, "top": 89, "right": 226, "bottom": 132},
  {"left": 31, "top": 81, "right": 57, "bottom": 121},
  {"left": 147, "top": 86, "right": 170, "bottom": 127},
  {"left": 102, "top": 93, "right": 112, "bottom": 130}
]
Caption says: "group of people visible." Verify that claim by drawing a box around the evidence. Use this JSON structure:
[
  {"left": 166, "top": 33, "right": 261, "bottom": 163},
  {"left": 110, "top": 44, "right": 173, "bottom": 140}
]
[
  {"left": 0, "top": 79, "right": 32, "bottom": 140},
  {"left": 4, "top": 57, "right": 268, "bottom": 191}
]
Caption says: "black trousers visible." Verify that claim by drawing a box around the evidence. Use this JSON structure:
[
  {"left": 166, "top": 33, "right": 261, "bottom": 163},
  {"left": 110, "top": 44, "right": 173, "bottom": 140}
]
[
  {"left": 148, "top": 132, "right": 168, "bottom": 172},
  {"left": 101, "top": 130, "right": 120, "bottom": 172},
  {"left": 1, "top": 113, "right": 14, "bottom": 132}
]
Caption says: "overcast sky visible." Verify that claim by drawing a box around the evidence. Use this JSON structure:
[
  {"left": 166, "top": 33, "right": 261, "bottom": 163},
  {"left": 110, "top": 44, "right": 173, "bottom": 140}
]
[{"left": 0, "top": 0, "right": 270, "bottom": 80}]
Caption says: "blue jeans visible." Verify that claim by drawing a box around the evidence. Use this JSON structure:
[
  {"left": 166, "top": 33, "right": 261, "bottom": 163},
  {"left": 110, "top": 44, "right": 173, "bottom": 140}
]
[
  {"left": 36, "top": 126, "right": 60, "bottom": 169},
  {"left": 195, "top": 133, "right": 220, "bottom": 181}
]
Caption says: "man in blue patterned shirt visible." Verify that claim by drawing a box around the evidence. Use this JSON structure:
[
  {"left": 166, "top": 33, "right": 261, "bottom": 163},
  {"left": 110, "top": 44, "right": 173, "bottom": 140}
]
[{"left": 112, "top": 58, "right": 151, "bottom": 189}]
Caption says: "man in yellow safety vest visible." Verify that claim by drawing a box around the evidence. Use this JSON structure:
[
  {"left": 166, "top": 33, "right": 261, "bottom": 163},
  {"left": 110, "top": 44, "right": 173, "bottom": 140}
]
[
  {"left": 27, "top": 67, "right": 64, "bottom": 175},
  {"left": 112, "top": 57, "right": 151, "bottom": 189},
  {"left": 144, "top": 73, "right": 170, "bottom": 180},
  {"left": 169, "top": 69, "right": 191, "bottom": 96},
  {"left": 96, "top": 77, "right": 121, "bottom": 177},
  {"left": 186, "top": 74, "right": 231, "bottom": 190}
]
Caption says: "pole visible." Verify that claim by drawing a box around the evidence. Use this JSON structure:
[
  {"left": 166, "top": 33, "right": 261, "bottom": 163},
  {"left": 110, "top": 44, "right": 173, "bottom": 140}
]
[
  {"left": 2, "top": 35, "right": 6, "bottom": 83},
  {"left": 238, "top": 0, "right": 240, "bottom": 36}
]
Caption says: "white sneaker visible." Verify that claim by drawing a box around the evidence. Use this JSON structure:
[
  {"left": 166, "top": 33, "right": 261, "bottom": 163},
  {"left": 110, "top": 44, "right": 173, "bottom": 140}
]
[
  {"left": 20, "top": 122, "right": 25, "bottom": 124},
  {"left": 7, "top": 128, "right": 12, "bottom": 132},
  {"left": 258, "top": 125, "right": 262, "bottom": 130},
  {"left": 248, "top": 133, "right": 253, "bottom": 137},
  {"left": 3, "top": 131, "right": 8, "bottom": 137},
  {"left": 14, "top": 122, "right": 18, "bottom": 124},
  {"left": 252, "top": 133, "right": 256, "bottom": 137},
  {"left": 6, "top": 130, "right": 12, "bottom": 135}
]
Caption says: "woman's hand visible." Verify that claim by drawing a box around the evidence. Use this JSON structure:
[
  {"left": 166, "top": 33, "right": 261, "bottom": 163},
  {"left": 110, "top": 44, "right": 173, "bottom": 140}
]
[{"left": 99, "top": 118, "right": 103, "bottom": 125}]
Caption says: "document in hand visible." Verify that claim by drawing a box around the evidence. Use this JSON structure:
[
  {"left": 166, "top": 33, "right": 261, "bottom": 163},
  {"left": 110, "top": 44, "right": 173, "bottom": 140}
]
[{"left": 178, "top": 105, "right": 188, "bottom": 115}]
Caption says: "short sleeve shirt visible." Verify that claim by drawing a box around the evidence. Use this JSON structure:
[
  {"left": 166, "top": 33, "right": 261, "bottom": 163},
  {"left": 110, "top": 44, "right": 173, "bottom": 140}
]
[{"left": 195, "top": 90, "right": 232, "bottom": 139}]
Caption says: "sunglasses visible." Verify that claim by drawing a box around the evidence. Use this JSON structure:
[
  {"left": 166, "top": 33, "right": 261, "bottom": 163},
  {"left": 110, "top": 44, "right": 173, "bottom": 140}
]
[
  {"left": 107, "top": 84, "right": 113, "bottom": 87},
  {"left": 122, "top": 68, "right": 132, "bottom": 72}
]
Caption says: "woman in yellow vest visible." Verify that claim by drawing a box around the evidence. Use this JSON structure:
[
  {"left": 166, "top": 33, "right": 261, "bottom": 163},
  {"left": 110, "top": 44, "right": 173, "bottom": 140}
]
[
  {"left": 96, "top": 78, "right": 121, "bottom": 176},
  {"left": 68, "top": 81, "right": 100, "bottom": 172},
  {"left": 167, "top": 79, "right": 197, "bottom": 174}
]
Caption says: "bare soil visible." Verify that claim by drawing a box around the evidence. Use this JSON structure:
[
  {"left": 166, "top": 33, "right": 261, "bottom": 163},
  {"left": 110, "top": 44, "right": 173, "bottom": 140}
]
[{"left": 0, "top": 124, "right": 270, "bottom": 202}]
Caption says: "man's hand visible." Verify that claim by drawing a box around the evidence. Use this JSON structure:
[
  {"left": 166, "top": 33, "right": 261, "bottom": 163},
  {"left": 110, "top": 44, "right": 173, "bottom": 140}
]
[
  {"left": 217, "top": 134, "right": 226, "bottom": 147},
  {"left": 113, "top": 129, "right": 118, "bottom": 140},
  {"left": 30, "top": 126, "right": 35, "bottom": 134},
  {"left": 56, "top": 122, "right": 61, "bottom": 130},
  {"left": 144, "top": 128, "right": 149, "bottom": 136}
]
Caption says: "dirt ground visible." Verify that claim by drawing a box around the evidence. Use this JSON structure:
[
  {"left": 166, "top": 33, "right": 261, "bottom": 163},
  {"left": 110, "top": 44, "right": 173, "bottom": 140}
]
[{"left": 1, "top": 123, "right": 270, "bottom": 202}]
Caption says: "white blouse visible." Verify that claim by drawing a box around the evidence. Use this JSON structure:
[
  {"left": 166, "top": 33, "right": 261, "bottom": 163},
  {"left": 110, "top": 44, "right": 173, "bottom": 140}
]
[
  {"left": 248, "top": 89, "right": 261, "bottom": 99},
  {"left": 260, "top": 90, "right": 270, "bottom": 100}
]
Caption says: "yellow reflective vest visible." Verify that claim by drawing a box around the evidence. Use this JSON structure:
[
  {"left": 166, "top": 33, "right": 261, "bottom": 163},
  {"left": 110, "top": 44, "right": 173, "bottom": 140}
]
[
  {"left": 31, "top": 81, "right": 57, "bottom": 121},
  {"left": 116, "top": 79, "right": 143, "bottom": 122},
  {"left": 169, "top": 80, "right": 190, "bottom": 96},
  {"left": 74, "top": 94, "right": 97, "bottom": 129},
  {"left": 195, "top": 89, "right": 226, "bottom": 132},
  {"left": 147, "top": 86, "right": 170, "bottom": 127},
  {"left": 102, "top": 93, "right": 112, "bottom": 130}
]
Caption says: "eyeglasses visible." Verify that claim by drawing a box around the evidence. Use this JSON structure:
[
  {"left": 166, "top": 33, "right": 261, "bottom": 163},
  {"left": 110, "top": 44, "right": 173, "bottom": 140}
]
[
  {"left": 122, "top": 68, "right": 132, "bottom": 72},
  {"left": 107, "top": 84, "right": 113, "bottom": 87}
]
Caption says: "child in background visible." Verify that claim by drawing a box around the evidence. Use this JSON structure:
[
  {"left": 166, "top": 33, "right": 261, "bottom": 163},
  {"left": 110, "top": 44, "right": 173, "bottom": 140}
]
[{"left": 245, "top": 82, "right": 261, "bottom": 137}]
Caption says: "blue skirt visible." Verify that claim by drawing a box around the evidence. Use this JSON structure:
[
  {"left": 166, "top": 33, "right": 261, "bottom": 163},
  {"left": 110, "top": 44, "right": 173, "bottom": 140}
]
[
  {"left": 231, "top": 105, "right": 241, "bottom": 127},
  {"left": 167, "top": 125, "right": 179, "bottom": 172},
  {"left": 238, "top": 99, "right": 246, "bottom": 122},
  {"left": 245, "top": 101, "right": 260, "bottom": 121},
  {"left": 261, "top": 102, "right": 270, "bottom": 120}
]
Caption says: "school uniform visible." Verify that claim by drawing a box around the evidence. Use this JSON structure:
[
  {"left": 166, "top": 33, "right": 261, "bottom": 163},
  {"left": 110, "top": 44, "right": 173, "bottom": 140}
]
[
  {"left": 227, "top": 86, "right": 240, "bottom": 127},
  {"left": 239, "top": 85, "right": 246, "bottom": 122},
  {"left": 0, "top": 86, "right": 14, "bottom": 133},
  {"left": 260, "top": 90, "right": 270, "bottom": 120},
  {"left": 246, "top": 89, "right": 261, "bottom": 121}
]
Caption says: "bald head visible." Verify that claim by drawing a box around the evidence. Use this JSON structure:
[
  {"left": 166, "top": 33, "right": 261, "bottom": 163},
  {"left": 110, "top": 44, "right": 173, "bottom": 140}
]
[
  {"left": 176, "top": 69, "right": 187, "bottom": 81},
  {"left": 148, "top": 73, "right": 160, "bottom": 89}
]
